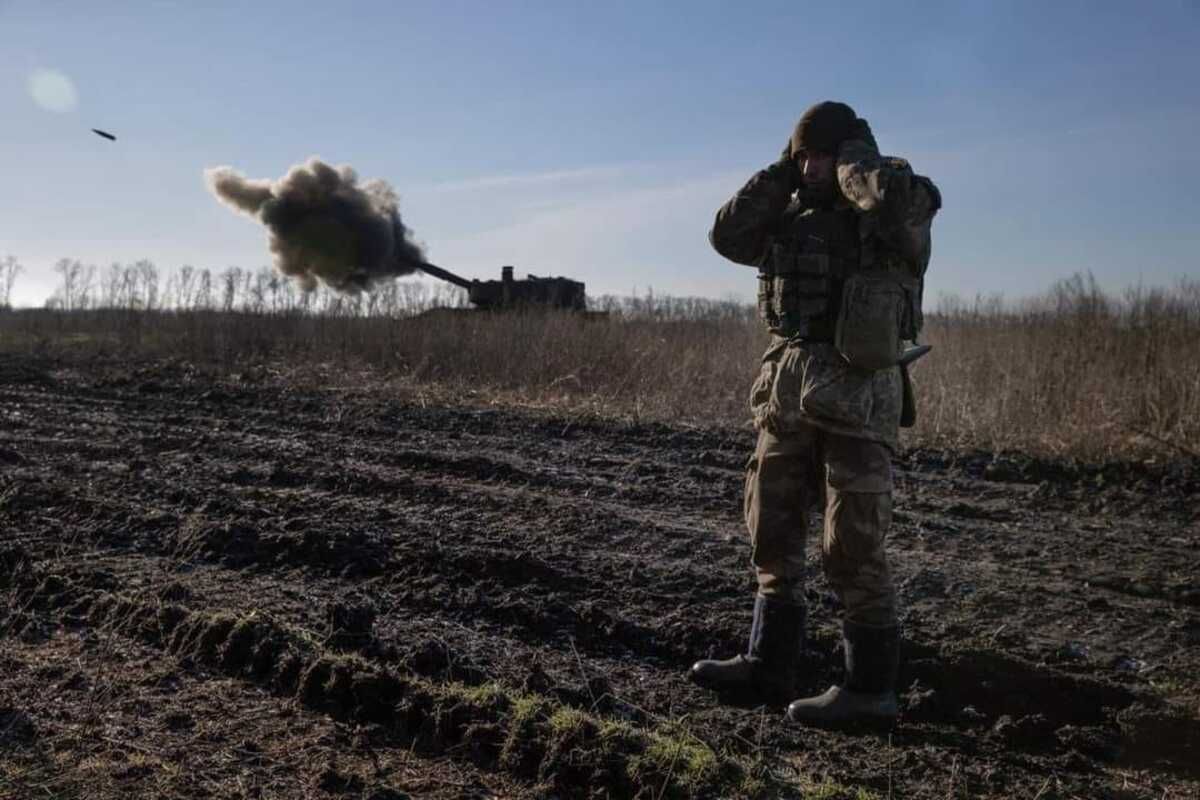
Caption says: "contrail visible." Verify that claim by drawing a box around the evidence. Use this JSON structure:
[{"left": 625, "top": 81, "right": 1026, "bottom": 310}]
[{"left": 204, "top": 157, "right": 426, "bottom": 293}]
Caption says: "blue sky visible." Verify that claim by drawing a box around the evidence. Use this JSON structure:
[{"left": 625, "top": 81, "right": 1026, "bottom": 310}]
[{"left": 2, "top": 1, "right": 1198, "bottom": 307}]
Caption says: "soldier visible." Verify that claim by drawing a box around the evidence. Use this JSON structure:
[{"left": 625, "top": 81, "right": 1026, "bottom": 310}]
[{"left": 691, "top": 101, "right": 940, "bottom": 725}]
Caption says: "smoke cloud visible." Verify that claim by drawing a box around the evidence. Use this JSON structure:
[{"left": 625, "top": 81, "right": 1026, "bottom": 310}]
[{"left": 205, "top": 158, "right": 426, "bottom": 292}]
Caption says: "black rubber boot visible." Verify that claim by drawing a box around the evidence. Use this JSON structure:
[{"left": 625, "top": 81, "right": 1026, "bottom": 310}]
[
  {"left": 786, "top": 620, "right": 899, "bottom": 727},
  {"left": 690, "top": 594, "right": 805, "bottom": 703}
]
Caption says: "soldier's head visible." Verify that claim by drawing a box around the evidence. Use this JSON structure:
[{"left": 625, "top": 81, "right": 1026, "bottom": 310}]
[{"left": 789, "top": 101, "right": 858, "bottom": 191}]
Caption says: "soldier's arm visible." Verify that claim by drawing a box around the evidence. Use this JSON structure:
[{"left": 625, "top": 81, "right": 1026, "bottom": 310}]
[
  {"left": 837, "top": 138, "right": 941, "bottom": 274},
  {"left": 708, "top": 160, "right": 796, "bottom": 267},
  {"left": 837, "top": 140, "right": 940, "bottom": 228},
  {"left": 837, "top": 139, "right": 902, "bottom": 214}
]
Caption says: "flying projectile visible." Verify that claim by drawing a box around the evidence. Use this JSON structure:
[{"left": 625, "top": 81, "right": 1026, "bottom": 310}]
[{"left": 91, "top": 128, "right": 116, "bottom": 141}]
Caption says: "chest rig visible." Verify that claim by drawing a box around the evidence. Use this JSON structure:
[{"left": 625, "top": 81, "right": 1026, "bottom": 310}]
[
  {"left": 756, "top": 204, "right": 862, "bottom": 340},
  {"left": 757, "top": 200, "right": 926, "bottom": 351}
]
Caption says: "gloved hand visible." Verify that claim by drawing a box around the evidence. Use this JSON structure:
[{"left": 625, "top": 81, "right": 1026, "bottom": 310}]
[{"left": 766, "top": 138, "right": 801, "bottom": 193}]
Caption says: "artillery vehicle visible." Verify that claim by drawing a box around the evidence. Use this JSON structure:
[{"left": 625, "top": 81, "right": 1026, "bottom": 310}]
[{"left": 417, "top": 263, "right": 587, "bottom": 311}]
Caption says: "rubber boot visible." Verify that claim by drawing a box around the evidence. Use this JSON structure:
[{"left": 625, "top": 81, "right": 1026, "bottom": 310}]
[
  {"left": 786, "top": 620, "right": 899, "bottom": 727},
  {"left": 690, "top": 594, "right": 804, "bottom": 703}
]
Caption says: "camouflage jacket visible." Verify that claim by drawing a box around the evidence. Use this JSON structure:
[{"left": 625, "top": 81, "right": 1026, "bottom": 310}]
[{"left": 709, "top": 128, "right": 940, "bottom": 451}]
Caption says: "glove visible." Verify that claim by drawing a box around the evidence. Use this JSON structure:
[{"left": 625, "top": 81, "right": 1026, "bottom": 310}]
[{"left": 766, "top": 138, "right": 801, "bottom": 193}]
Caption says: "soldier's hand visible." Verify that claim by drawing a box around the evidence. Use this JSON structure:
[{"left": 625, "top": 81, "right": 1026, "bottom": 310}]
[{"left": 768, "top": 139, "right": 801, "bottom": 192}]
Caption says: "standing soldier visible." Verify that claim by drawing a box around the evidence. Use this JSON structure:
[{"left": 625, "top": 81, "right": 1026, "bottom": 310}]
[{"left": 691, "top": 101, "right": 940, "bottom": 725}]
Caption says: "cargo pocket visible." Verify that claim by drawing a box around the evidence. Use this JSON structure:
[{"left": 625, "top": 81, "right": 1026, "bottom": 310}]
[
  {"left": 743, "top": 453, "right": 759, "bottom": 547},
  {"left": 799, "top": 355, "right": 874, "bottom": 429},
  {"left": 763, "top": 346, "right": 807, "bottom": 430},
  {"left": 749, "top": 360, "right": 777, "bottom": 430},
  {"left": 750, "top": 339, "right": 788, "bottom": 429}
]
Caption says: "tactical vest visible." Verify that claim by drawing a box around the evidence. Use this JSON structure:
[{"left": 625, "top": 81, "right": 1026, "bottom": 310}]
[
  {"left": 757, "top": 206, "right": 857, "bottom": 339},
  {"left": 757, "top": 204, "right": 924, "bottom": 348}
]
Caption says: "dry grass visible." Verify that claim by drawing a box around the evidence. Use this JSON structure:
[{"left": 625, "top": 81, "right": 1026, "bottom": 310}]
[
  {"left": 912, "top": 274, "right": 1200, "bottom": 459},
  {"left": 2, "top": 270, "right": 1197, "bottom": 461}
]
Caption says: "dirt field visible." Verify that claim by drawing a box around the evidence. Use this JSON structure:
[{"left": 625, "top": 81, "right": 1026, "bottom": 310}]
[{"left": 2, "top": 353, "right": 1198, "bottom": 799}]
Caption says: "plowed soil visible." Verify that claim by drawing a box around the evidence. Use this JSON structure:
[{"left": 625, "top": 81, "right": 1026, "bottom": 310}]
[{"left": 2, "top": 353, "right": 1198, "bottom": 799}]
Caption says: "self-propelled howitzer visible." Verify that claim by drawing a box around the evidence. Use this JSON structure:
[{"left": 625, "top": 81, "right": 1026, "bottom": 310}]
[{"left": 416, "top": 262, "right": 587, "bottom": 311}]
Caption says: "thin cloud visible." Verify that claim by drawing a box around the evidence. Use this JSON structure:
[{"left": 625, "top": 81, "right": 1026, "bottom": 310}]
[
  {"left": 428, "top": 169, "right": 749, "bottom": 296},
  {"left": 419, "top": 164, "right": 634, "bottom": 194}
]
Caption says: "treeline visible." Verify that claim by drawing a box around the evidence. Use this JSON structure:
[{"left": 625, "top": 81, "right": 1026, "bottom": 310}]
[
  {"left": 1, "top": 256, "right": 754, "bottom": 322},
  {"left": 1, "top": 256, "right": 1197, "bottom": 459},
  {"left": 23, "top": 258, "right": 466, "bottom": 316}
]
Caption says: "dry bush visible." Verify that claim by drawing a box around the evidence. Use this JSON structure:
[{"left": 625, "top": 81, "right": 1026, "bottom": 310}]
[
  {"left": 1, "top": 262, "right": 1197, "bottom": 461},
  {"left": 914, "top": 274, "right": 1200, "bottom": 459}
]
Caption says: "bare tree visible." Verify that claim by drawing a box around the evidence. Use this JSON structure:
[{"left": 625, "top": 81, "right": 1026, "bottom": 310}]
[
  {"left": 298, "top": 284, "right": 314, "bottom": 314},
  {"left": 195, "top": 268, "right": 213, "bottom": 310},
  {"left": 248, "top": 268, "right": 269, "bottom": 314},
  {"left": 121, "top": 264, "right": 142, "bottom": 309},
  {"left": 77, "top": 263, "right": 97, "bottom": 309},
  {"left": 267, "top": 273, "right": 282, "bottom": 314},
  {"left": 175, "top": 266, "right": 195, "bottom": 309},
  {"left": 240, "top": 269, "right": 255, "bottom": 312},
  {"left": 100, "top": 263, "right": 123, "bottom": 308},
  {"left": 221, "top": 267, "right": 241, "bottom": 312},
  {"left": 51, "top": 258, "right": 94, "bottom": 311},
  {"left": 135, "top": 260, "right": 159, "bottom": 311},
  {"left": 0, "top": 255, "right": 21, "bottom": 309}
]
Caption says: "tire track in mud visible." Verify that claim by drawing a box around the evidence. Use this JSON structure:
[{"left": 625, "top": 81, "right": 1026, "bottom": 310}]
[
  {"left": 2, "top": 379, "right": 756, "bottom": 677},
  {"left": 3, "top": 454, "right": 758, "bottom": 779},
  {"left": 0, "top": 631, "right": 511, "bottom": 800},
  {"left": 14, "top": 547, "right": 1193, "bottom": 799},
  {"left": 1, "top": 555, "right": 761, "bottom": 799},
  {"left": 4, "top": 364, "right": 1200, "bottom": 798},
  {"left": 12, "top": 484, "right": 748, "bottom": 675},
  {"left": 2, "top": 381, "right": 744, "bottom": 508},
  {"left": 2, "top": 534, "right": 734, "bottom": 747},
  {"left": 3, "top": 414, "right": 1187, "bottom": 648}
]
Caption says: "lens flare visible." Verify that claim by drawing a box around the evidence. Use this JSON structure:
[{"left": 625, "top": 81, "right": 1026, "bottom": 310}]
[{"left": 28, "top": 68, "right": 79, "bottom": 113}]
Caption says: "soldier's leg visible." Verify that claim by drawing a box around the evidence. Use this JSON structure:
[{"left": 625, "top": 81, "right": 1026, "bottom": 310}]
[
  {"left": 787, "top": 433, "right": 900, "bottom": 725},
  {"left": 745, "top": 426, "right": 822, "bottom": 606},
  {"left": 691, "top": 426, "right": 820, "bottom": 701},
  {"left": 820, "top": 433, "right": 897, "bottom": 628}
]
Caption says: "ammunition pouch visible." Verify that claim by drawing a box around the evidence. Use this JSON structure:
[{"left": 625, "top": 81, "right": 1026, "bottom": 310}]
[
  {"left": 757, "top": 208, "right": 924, "bottom": 358},
  {"left": 834, "top": 270, "right": 920, "bottom": 371},
  {"left": 757, "top": 243, "right": 845, "bottom": 339}
]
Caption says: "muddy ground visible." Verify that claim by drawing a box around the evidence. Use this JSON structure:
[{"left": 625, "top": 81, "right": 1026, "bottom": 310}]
[{"left": 1, "top": 353, "right": 1198, "bottom": 799}]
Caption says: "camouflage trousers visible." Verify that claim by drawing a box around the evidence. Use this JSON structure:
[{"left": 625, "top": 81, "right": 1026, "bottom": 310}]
[{"left": 744, "top": 423, "right": 898, "bottom": 627}]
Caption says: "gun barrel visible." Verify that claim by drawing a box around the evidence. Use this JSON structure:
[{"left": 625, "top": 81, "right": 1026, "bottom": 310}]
[{"left": 416, "top": 261, "right": 473, "bottom": 290}]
